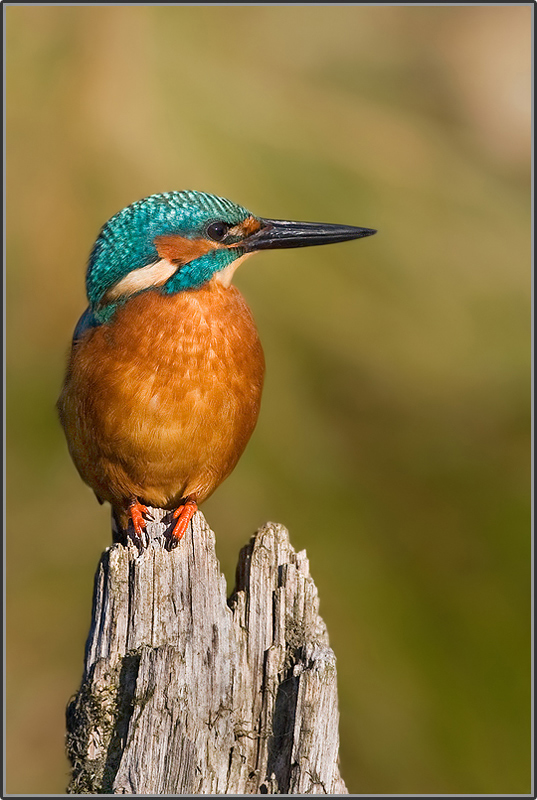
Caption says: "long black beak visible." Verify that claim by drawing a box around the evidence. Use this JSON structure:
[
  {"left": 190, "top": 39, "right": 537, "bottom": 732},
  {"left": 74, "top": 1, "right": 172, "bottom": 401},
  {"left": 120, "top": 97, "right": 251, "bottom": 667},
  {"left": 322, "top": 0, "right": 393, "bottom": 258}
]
[{"left": 243, "top": 217, "right": 376, "bottom": 252}]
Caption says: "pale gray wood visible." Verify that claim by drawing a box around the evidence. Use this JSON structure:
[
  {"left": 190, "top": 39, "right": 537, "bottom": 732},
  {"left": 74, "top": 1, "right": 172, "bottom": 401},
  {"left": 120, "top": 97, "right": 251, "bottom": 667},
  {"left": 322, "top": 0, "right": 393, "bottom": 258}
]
[{"left": 66, "top": 509, "right": 347, "bottom": 794}]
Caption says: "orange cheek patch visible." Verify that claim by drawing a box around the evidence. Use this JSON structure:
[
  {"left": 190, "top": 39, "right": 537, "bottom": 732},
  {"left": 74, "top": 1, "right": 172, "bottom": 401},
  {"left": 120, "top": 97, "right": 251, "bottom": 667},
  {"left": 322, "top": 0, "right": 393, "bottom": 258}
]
[
  {"left": 154, "top": 217, "right": 262, "bottom": 265},
  {"left": 154, "top": 235, "right": 217, "bottom": 265},
  {"left": 229, "top": 216, "right": 262, "bottom": 239}
]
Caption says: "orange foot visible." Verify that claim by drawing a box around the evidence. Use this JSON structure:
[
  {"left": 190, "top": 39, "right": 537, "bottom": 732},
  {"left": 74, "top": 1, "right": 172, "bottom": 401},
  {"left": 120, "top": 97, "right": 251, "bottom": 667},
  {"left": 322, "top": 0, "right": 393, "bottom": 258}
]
[
  {"left": 169, "top": 497, "right": 198, "bottom": 547},
  {"left": 128, "top": 499, "right": 150, "bottom": 548}
]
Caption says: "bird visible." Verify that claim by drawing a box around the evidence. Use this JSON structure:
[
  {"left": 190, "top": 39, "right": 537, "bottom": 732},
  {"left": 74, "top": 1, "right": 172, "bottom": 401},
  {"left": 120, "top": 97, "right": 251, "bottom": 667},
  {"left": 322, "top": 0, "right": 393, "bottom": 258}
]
[{"left": 57, "top": 190, "right": 376, "bottom": 548}]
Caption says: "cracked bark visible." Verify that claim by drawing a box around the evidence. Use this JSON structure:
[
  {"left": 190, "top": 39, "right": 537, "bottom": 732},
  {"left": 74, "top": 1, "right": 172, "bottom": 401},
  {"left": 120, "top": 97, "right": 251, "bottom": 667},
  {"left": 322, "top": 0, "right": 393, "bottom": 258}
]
[{"left": 66, "top": 510, "right": 347, "bottom": 794}]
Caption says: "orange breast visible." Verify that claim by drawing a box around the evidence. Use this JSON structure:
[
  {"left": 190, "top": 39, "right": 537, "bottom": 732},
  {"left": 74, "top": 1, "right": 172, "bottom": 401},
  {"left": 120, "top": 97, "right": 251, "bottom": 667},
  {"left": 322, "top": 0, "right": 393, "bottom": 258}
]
[{"left": 57, "top": 282, "right": 265, "bottom": 514}]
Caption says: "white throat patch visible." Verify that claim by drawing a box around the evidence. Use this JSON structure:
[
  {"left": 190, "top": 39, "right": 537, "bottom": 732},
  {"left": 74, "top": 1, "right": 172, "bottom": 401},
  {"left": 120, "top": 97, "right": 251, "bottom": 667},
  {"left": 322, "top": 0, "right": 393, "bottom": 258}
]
[
  {"left": 104, "top": 258, "right": 177, "bottom": 302},
  {"left": 213, "top": 252, "right": 253, "bottom": 288}
]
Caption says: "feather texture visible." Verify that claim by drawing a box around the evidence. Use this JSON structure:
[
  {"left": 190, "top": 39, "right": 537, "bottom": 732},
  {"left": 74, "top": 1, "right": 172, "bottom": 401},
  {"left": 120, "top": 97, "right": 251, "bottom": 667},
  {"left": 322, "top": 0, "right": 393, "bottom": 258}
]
[{"left": 58, "top": 281, "right": 265, "bottom": 528}]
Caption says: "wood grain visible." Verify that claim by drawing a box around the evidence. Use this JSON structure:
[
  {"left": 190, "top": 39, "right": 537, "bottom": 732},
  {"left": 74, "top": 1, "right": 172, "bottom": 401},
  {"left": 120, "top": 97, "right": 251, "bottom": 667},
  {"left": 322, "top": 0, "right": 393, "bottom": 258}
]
[{"left": 66, "top": 510, "right": 347, "bottom": 794}]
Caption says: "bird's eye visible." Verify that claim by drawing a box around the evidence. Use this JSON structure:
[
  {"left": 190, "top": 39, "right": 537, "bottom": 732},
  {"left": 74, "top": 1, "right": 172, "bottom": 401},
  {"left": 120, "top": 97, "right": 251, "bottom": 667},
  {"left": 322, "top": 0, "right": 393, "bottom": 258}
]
[{"left": 206, "top": 220, "right": 229, "bottom": 242}]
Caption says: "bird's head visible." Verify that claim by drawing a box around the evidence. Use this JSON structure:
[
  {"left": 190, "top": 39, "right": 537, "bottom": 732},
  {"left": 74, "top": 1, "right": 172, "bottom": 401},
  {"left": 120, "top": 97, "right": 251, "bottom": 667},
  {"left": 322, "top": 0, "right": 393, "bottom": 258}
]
[{"left": 86, "top": 190, "right": 376, "bottom": 322}]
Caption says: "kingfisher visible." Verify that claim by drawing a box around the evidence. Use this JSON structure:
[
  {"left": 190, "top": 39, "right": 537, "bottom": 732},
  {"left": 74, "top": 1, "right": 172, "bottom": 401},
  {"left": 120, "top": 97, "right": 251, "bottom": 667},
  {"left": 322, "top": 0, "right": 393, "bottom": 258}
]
[{"left": 58, "top": 191, "right": 376, "bottom": 548}]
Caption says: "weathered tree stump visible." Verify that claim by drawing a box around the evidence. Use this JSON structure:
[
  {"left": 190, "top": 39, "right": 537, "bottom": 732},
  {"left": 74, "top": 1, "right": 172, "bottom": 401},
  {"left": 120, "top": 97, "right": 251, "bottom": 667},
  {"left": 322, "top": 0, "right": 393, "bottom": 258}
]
[{"left": 66, "top": 509, "right": 347, "bottom": 794}]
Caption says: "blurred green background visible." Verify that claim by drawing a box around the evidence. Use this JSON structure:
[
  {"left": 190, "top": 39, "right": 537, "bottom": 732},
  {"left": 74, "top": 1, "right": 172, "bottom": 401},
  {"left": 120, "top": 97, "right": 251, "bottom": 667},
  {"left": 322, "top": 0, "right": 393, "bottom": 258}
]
[{"left": 6, "top": 5, "right": 531, "bottom": 795}]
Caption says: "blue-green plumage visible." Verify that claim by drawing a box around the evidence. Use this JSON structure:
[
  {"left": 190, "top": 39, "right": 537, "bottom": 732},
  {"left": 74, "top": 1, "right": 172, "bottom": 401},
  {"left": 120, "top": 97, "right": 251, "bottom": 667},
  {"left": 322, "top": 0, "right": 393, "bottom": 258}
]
[{"left": 161, "top": 247, "right": 240, "bottom": 294}]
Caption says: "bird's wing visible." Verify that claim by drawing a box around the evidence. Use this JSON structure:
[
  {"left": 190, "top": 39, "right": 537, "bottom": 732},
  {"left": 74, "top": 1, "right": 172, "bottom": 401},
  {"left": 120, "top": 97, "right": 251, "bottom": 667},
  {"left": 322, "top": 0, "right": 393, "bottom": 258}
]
[{"left": 72, "top": 306, "right": 100, "bottom": 346}]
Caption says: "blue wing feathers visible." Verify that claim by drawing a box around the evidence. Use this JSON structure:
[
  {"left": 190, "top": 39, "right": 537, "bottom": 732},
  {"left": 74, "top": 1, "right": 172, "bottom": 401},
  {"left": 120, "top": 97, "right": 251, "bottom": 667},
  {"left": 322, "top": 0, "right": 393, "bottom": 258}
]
[{"left": 72, "top": 307, "right": 100, "bottom": 345}]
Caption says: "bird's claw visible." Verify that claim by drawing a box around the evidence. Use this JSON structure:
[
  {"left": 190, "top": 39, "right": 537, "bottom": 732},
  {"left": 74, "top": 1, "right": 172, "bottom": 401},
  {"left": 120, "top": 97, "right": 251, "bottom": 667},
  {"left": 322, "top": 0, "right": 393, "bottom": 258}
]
[
  {"left": 127, "top": 526, "right": 150, "bottom": 551},
  {"left": 166, "top": 499, "right": 198, "bottom": 549},
  {"left": 127, "top": 500, "right": 151, "bottom": 551}
]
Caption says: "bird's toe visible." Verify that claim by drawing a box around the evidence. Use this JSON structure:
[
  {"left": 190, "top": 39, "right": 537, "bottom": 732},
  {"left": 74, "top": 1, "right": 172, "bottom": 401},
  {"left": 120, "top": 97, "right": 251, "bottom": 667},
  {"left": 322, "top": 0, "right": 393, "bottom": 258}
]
[{"left": 166, "top": 497, "right": 198, "bottom": 549}]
